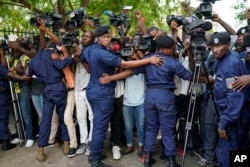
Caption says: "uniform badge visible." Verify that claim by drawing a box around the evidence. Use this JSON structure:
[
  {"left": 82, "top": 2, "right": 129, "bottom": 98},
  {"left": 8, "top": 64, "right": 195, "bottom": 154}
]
[
  {"left": 214, "top": 38, "right": 219, "bottom": 44},
  {"left": 226, "top": 77, "right": 235, "bottom": 89}
]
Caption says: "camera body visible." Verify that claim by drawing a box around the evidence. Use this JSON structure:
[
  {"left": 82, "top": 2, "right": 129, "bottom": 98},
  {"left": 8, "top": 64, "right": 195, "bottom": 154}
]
[
  {"left": 166, "top": 15, "right": 189, "bottom": 27},
  {"left": 67, "top": 7, "right": 87, "bottom": 28},
  {"left": 137, "top": 34, "right": 155, "bottom": 53},
  {"left": 120, "top": 42, "right": 133, "bottom": 58},
  {"left": 61, "top": 31, "right": 79, "bottom": 47},
  {"left": 196, "top": 0, "right": 220, "bottom": 19},
  {"left": 120, "top": 34, "right": 155, "bottom": 59},
  {"left": 187, "top": 20, "right": 212, "bottom": 61},
  {"left": 104, "top": 10, "right": 130, "bottom": 36},
  {"left": 30, "top": 12, "right": 63, "bottom": 27},
  {"left": 105, "top": 11, "right": 129, "bottom": 27}
]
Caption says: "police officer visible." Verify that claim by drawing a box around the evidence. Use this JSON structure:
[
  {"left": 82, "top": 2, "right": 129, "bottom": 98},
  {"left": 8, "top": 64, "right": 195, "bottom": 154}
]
[
  {"left": 99, "top": 36, "right": 192, "bottom": 167},
  {"left": 28, "top": 28, "right": 75, "bottom": 161},
  {"left": 80, "top": 25, "right": 163, "bottom": 167},
  {"left": 0, "top": 48, "right": 30, "bottom": 151},
  {"left": 209, "top": 32, "right": 250, "bottom": 167}
]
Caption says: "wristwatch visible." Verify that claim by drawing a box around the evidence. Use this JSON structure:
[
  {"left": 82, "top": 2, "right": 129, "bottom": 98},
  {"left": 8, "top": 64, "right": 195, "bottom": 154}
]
[{"left": 71, "top": 54, "right": 75, "bottom": 59}]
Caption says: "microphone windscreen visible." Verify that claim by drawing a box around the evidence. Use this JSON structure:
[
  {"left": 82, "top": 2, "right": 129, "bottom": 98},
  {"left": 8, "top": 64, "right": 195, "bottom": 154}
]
[{"left": 202, "top": 21, "right": 212, "bottom": 31}]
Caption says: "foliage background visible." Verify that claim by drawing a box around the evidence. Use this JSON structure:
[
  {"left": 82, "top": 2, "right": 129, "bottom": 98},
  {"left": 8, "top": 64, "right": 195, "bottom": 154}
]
[{"left": 0, "top": 0, "right": 249, "bottom": 37}]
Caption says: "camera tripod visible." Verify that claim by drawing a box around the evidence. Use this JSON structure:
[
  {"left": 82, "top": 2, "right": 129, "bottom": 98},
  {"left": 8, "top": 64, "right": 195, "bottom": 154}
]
[
  {"left": 5, "top": 54, "right": 26, "bottom": 146},
  {"left": 180, "top": 57, "right": 219, "bottom": 167}
]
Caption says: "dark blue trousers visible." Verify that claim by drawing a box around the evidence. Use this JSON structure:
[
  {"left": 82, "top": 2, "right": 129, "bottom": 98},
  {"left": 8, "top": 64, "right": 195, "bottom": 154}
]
[
  {"left": 216, "top": 123, "right": 238, "bottom": 167},
  {"left": 0, "top": 91, "right": 11, "bottom": 140},
  {"left": 144, "top": 88, "right": 177, "bottom": 156},
  {"left": 38, "top": 86, "right": 69, "bottom": 147},
  {"left": 87, "top": 86, "right": 114, "bottom": 161}
]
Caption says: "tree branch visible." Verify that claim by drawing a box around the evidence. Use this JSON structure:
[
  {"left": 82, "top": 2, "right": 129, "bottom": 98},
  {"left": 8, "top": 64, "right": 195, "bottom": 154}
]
[
  {"left": 81, "top": 0, "right": 89, "bottom": 7},
  {"left": 9, "top": 0, "right": 43, "bottom": 14},
  {"left": 67, "top": 0, "right": 74, "bottom": 10}
]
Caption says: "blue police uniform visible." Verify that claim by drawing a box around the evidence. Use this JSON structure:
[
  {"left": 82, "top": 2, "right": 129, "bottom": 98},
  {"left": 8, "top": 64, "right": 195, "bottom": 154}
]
[
  {"left": 28, "top": 49, "right": 73, "bottom": 147},
  {"left": 80, "top": 43, "right": 122, "bottom": 161},
  {"left": 134, "top": 52, "right": 192, "bottom": 157},
  {"left": 213, "top": 50, "right": 250, "bottom": 167},
  {"left": 0, "top": 64, "right": 11, "bottom": 140}
]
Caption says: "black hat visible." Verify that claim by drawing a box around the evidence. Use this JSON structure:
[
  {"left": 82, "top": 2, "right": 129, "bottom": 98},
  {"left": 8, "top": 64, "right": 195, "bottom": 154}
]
[
  {"left": 207, "top": 32, "right": 230, "bottom": 45},
  {"left": 236, "top": 26, "right": 247, "bottom": 35},
  {"left": 111, "top": 37, "right": 122, "bottom": 45},
  {"left": 95, "top": 25, "right": 110, "bottom": 37},
  {"left": 148, "top": 26, "right": 158, "bottom": 33},
  {"left": 155, "top": 36, "right": 175, "bottom": 49}
]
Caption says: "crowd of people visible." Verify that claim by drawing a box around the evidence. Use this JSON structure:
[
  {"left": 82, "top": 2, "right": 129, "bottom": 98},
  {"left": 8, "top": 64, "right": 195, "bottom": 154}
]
[{"left": 1, "top": 2, "right": 250, "bottom": 167}]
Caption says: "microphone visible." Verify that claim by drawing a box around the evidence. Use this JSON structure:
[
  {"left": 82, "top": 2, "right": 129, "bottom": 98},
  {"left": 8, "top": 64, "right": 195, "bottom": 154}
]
[
  {"left": 113, "top": 44, "right": 120, "bottom": 52},
  {"left": 202, "top": 21, "right": 213, "bottom": 31}
]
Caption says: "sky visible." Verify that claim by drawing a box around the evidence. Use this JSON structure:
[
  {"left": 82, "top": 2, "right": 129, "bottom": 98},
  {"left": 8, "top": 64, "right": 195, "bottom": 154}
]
[{"left": 189, "top": 0, "right": 250, "bottom": 31}]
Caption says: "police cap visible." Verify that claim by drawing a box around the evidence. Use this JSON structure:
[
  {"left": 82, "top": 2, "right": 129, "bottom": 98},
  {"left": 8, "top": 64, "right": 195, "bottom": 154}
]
[
  {"left": 148, "top": 26, "right": 158, "bottom": 33},
  {"left": 207, "top": 32, "right": 230, "bottom": 46},
  {"left": 95, "top": 25, "right": 110, "bottom": 37},
  {"left": 236, "top": 26, "right": 247, "bottom": 35},
  {"left": 155, "top": 36, "right": 175, "bottom": 49}
]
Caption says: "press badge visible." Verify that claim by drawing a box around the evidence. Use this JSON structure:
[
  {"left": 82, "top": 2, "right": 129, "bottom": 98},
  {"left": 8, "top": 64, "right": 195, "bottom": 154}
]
[{"left": 226, "top": 77, "right": 236, "bottom": 89}]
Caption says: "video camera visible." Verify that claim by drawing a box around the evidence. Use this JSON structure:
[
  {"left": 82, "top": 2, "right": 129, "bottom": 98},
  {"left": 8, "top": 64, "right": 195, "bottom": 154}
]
[
  {"left": 195, "top": 0, "right": 220, "bottom": 19},
  {"left": 186, "top": 19, "right": 212, "bottom": 61},
  {"left": 136, "top": 34, "right": 155, "bottom": 53},
  {"left": 103, "top": 10, "right": 131, "bottom": 36},
  {"left": 66, "top": 7, "right": 87, "bottom": 28},
  {"left": 166, "top": 15, "right": 189, "bottom": 27},
  {"left": 30, "top": 12, "right": 63, "bottom": 27},
  {"left": 61, "top": 31, "right": 79, "bottom": 47},
  {"left": 120, "top": 34, "right": 155, "bottom": 59},
  {"left": 30, "top": 12, "right": 63, "bottom": 35},
  {"left": 104, "top": 10, "right": 130, "bottom": 27}
]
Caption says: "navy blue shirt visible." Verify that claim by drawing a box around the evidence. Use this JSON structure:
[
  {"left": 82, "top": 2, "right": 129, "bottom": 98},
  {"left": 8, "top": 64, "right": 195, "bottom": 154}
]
[
  {"left": 213, "top": 50, "right": 249, "bottom": 130},
  {"left": 28, "top": 49, "right": 73, "bottom": 85},
  {"left": 133, "top": 52, "right": 192, "bottom": 90},
  {"left": 81, "top": 43, "right": 122, "bottom": 89}
]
